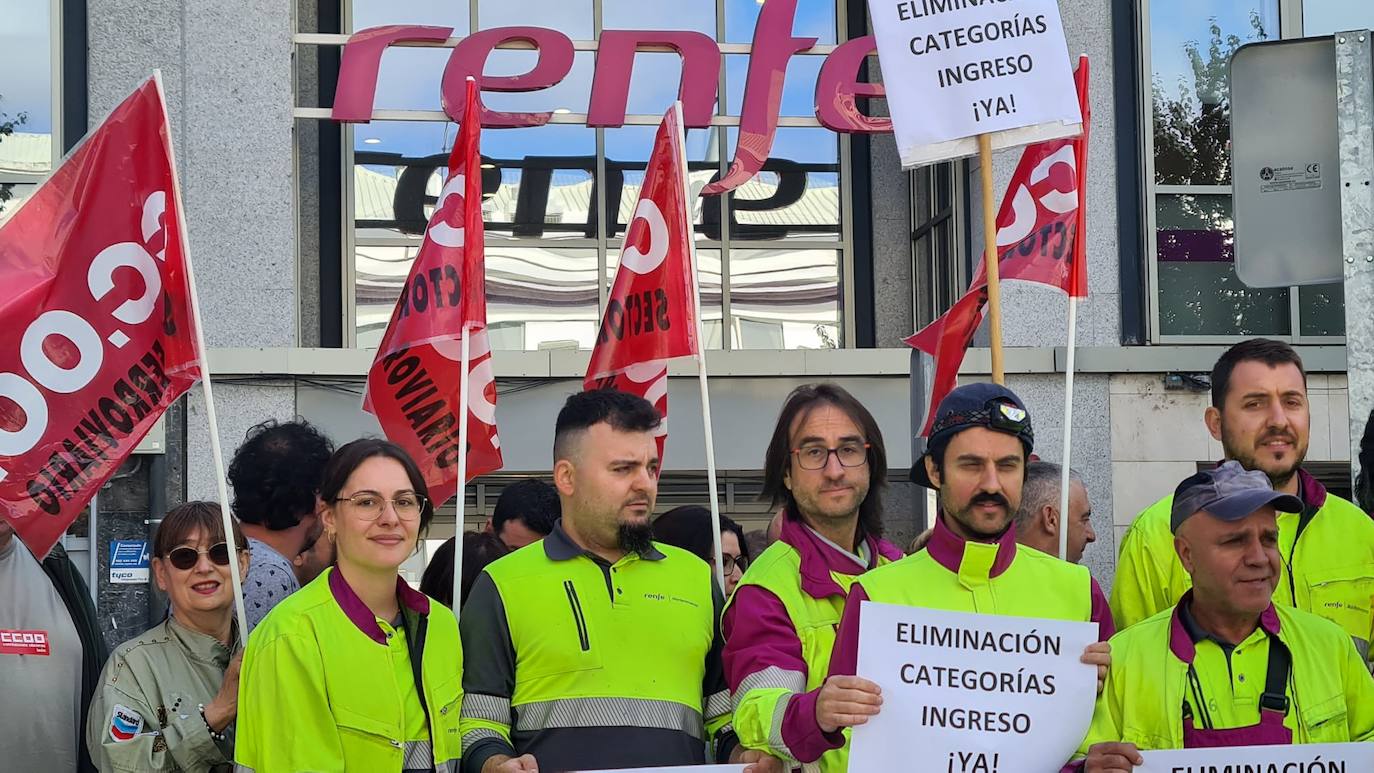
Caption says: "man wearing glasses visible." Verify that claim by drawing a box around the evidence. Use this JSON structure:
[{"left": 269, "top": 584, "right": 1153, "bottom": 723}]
[
  {"left": 722, "top": 383, "right": 905, "bottom": 772},
  {"left": 815, "top": 383, "right": 1114, "bottom": 763}
]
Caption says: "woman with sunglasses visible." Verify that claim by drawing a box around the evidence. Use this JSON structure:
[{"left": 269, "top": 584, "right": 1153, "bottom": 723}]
[
  {"left": 235, "top": 438, "right": 463, "bottom": 773},
  {"left": 86, "top": 501, "right": 249, "bottom": 772}
]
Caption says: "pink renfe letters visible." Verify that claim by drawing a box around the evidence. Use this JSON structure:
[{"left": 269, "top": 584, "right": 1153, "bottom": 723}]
[
  {"left": 332, "top": 0, "right": 893, "bottom": 194},
  {"left": 441, "top": 26, "right": 575, "bottom": 128}
]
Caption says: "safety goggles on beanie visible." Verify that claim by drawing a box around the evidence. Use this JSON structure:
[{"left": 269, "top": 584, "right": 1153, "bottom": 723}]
[{"left": 911, "top": 382, "right": 1035, "bottom": 489}]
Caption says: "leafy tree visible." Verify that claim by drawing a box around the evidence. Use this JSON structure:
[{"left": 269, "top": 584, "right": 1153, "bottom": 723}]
[{"left": 1152, "top": 12, "right": 1292, "bottom": 337}]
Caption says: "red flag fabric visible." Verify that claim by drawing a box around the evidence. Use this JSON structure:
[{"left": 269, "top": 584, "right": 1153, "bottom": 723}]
[
  {"left": 968, "top": 59, "right": 1091, "bottom": 298},
  {"left": 364, "top": 79, "right": 502, "bottom": 506},
  {"left": 907, "top": 58, "right": 1090, "bottom": 435},
  {"left": 584, "top": 106, "right": 699, "bottom": 460},
  {"left": 0, "top": 78, "right": 202, "bottom": 558}
]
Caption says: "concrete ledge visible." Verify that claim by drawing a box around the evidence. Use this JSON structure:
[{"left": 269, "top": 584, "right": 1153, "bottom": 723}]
[{"left": 204, "top": 345, "right": 1353, "bottom": 378}]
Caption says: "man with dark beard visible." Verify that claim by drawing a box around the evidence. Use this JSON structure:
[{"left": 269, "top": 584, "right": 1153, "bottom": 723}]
[
  {"left": 458, "top": 389, "right": 779, "bottom": 773},
  {"left": 1112, "top": 339, "right": 1374, "bottom": 665},
  {"left": 811, "top": 383, "right": 1113, "bottom": 758}
]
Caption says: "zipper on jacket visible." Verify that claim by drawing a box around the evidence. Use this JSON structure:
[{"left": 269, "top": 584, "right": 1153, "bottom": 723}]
[{"left": 563, "top": 580, "right": 591, "bottom": 652}]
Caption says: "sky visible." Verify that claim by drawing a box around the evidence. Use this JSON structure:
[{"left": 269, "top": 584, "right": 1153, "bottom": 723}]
[{"left": 0, "top": 0, "right": 54, "bottom": 133}]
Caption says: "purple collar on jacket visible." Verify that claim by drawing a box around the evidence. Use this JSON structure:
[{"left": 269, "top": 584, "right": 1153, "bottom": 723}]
[
  {"left": 1167, "top": 589, "right": 1281, "bottom": 663},
  {"left": 1295, "top": 468, "right": 1328, "bottom": 510},
  {"left": 328, "top": 566, "right": 431, "bottom": 645},
  {"left": 926, "top": 512, "right": 1018, "bottom": 579},
  {"left": 780, "top": 512, "right": 904, "bottom": 600}
]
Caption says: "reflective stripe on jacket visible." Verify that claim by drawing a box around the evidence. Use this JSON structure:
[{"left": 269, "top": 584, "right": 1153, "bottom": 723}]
[
  {"left": 235, "top": 568, "right": 462, "bottom": 773},
  {"left": 459, "top": 522, "right": 732, "bottom": 773},
  {"left": 1110, "top": 469, "right": 1374, "bottom": 662},
  {"left": 722, "top": 514, "right": 903, "bottom": 772}
]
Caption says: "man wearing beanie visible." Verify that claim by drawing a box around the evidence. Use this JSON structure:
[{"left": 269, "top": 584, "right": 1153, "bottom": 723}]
[{"left": 800, "top": 383, "right": 1114, "bottom": 761}]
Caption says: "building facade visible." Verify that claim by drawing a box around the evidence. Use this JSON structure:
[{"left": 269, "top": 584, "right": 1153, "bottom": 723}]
[{"left": 2, "top": 0, "right": 1370, "bottom": 645}]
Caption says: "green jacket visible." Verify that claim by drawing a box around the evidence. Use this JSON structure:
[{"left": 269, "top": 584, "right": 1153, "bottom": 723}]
[
  {"left": 1110, "top": 470, "right": 1374, "bottom": 662},
  {"left": 236, "top": 567, "right": 462, "bottom": 773},
  {"left": 459, "top": 522, "right": 734, "bottom": 773},
  {"left": 86, "top": 616, "right": 236, "bottom": 772},
  {"left": 1077, "top": 599, "right": 1374, "bottom": 755}
]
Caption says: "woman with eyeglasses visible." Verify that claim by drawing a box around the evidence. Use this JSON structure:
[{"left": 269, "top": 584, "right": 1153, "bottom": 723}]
[
  {"left": 652, "top": 506, "right": 752, "bottom": 596},
  {"left": 86, "top": 501, "right": 249, "bottom": 772},
  {"left": 235, "top": 438, "right": 463, "bottom": 773}
]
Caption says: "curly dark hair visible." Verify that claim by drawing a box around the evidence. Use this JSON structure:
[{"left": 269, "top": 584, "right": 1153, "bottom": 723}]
[{"left": 227, "top": 419, "right": 335, "bottom": 530}]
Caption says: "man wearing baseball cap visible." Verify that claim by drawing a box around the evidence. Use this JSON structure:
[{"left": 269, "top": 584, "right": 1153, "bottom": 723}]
[
  {"left": 1078, "top": 462, "right": 1374, "bottom": 771},
  {"left": 807, "top": 383, "right": 1114, "bottom": 755}
]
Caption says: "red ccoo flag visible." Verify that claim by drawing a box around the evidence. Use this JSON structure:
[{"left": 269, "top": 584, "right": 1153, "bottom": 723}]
[
  {"left": 908, "top": 57, "right": 1090, "bottom": 434},
  {"left": 364, "top": 78, "right": 502, "bottom": 505},
  {"left": 585, "top": 106, "right": 699, "bottom": 460},
  {"left": 0, "top": 78, "right": 202, "bottom": 558}
]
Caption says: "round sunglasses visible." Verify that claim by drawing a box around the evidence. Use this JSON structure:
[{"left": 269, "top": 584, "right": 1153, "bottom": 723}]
[{"left": 164, "top": 542, "right": 233, "bottom": 571}]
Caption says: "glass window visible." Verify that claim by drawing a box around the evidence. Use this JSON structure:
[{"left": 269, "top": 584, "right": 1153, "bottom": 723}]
[
  {"left": 1303, "top": 0, "right": 1374, "bottom": 35},
  {"left": 352, "top": 0, "right": 471, "bottom": 31},
  {"left": 729, "top": 249, "right": 841, "bottom": 349},
  {"left": 1155, "top": 194, "right": 1289, "bottom": 336},
  {"left": 0, "top": 0, "right": 54, "bottom": 222},
  {"left": 722, "top": 0, "right": 835, "bottom": 45},
  {"left": 338, "top": 0, "right": 849, "bottom": 349},
  {"left": 1147, "top": 1, "right": 1287, "bottom": 338},
  {"left": 479, "top": 0, "right": 593, "bottom": 37},
  {"left": 725, "top": 127, "right": 840, "bottom": 242}
]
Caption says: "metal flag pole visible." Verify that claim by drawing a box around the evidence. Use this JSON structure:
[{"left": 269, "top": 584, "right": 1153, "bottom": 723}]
[
  {"left": 155, "top": 70, "right": 249, "bottom": 638},
  {"left": 673, "top": 101, "right": 728, "bottom": 595}
]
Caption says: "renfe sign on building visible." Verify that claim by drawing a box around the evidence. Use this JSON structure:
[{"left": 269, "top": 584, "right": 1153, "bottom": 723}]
[{"left": 332, "top": 0, "right": 889, "bottom": 195}]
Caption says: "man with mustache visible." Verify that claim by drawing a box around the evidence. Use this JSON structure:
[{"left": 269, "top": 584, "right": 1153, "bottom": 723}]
[
  {"left": 1111, "top": 339, "right": 1374, "bottom": 665},
  {"left": 810, "top": 383, "right": 1113, "bottom": 760},
  {"left": 721, "top": 383, "right": 905, "bottom": 772},
  {"left": 1077, "top": 463, "right": 1374, "bottom": 771},
  {"left": 458, "top": 389, "right": 778, "bottom": 773}
]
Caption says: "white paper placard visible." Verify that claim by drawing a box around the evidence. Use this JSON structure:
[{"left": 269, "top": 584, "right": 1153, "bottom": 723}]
[
  {"left": 1138, "top": 743, "right": 1374, "bottom": 772},
  {"left": 848, "top": 602, "right": 1097, "bottom": 773},
  {"left": 865, "top": 0, "right": 1082, "bottom": 167}
]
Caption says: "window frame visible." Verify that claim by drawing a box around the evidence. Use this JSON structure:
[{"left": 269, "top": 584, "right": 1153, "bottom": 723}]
[
  {"left": 318, "top": 0, "right": 857, "bottom": 352},
  {"left": 1138, "top": 0, "right": 1347, "bottom": 344},
  {"left": 0, "top": 0, "right": 64, "bottom": 206}
]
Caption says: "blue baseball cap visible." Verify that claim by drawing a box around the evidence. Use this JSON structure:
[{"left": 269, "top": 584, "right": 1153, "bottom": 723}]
[
  {"left": 912, "top": 383, "right": 1035, "bottom": 489},
  {"left": 1169, "top": 461, "right": 1304, "bottom": 533}
]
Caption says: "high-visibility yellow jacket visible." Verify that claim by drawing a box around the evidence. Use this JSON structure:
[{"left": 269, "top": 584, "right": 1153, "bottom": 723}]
[
  {"left": 235, "top": 568, "right": 462, "bottom": 773},
  {"left": 1076, "top": 597, "right": 1374, "bottom": 756},
  {"left": 722, "top": 515, "right": 904, "bottom": 772},
  {"left": 1110, "top": 469, "right": 1374, "bottom": 663},
  {"left": 458, "top": 522, "right": 733, "bottom": 773}
]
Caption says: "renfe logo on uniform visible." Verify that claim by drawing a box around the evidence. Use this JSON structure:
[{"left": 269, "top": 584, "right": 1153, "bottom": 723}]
[
  {"left": 0, "top": 629, "right": 51, "bottom": 656},
  {"left": 331, "top": 0, "right": 890, "bottom": 195}
]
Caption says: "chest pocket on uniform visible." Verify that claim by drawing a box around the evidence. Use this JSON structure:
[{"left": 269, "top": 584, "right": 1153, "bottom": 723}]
[
  {"left": 1298, "top": 693, "right": 1349, "bottom": 743},
  {"left": 1305, "top": 565, "right": 1374, "bottom": 649},
  {"left": 513, "top": 578, "right": 604, "bottom": 681}
]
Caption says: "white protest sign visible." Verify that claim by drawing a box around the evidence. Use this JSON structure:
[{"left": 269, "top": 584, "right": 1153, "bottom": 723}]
[
  {"left": 1137, "top": 743, "right": 1374, "bottom": 772},
  {"left": 849, "top": 602, "right": 1097, "bottom": 773},
  {"left": 866, "top": 0, "right": 1082, "bottom": 168}
]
